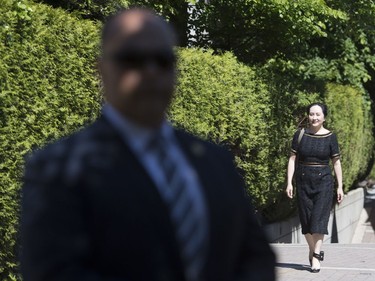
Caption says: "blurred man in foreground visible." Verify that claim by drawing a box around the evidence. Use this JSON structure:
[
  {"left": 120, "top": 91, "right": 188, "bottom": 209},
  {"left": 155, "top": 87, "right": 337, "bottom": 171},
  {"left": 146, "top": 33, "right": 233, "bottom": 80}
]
[{"left": 21, "top": 8, "right": 275, "bottom": 281}]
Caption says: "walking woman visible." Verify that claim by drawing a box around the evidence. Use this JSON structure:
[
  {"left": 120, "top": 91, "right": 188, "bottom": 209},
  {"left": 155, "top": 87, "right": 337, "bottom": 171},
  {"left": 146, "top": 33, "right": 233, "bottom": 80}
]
[{"left": 286, "top": 103, "right": 344, "bottom": 273}]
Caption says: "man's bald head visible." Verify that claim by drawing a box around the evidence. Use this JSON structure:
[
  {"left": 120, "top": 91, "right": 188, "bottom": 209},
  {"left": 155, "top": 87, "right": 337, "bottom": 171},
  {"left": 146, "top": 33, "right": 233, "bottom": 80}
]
[
  {"left": 101, "top": 8, "right": 177, "bottom": 53},
  {"left": 99, "top": 8, "right": 177, "bottom": 129}
]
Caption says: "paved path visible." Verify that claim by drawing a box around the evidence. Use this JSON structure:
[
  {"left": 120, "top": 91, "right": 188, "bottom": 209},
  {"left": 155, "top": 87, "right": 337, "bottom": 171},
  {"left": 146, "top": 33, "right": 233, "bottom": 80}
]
[
  {"left": 272, "top": 200, "right": 375, "bottom": 280},
  {"left": 363, "top": 200, "right": 375, "bottom": 243},
  {"left": 272, "top": 193, "right": 375, "bottom": 280},
  {"left": 272, "top": 244, "right": 375, "bottom": 281}
]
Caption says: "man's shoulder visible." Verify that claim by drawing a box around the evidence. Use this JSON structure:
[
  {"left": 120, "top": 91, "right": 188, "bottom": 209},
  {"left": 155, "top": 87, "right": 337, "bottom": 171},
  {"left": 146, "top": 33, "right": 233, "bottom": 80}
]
[
  {"left": 174, "top": 129, "right": 245, "bottom": 189},
  {"left": 174, "top": 129, "right": 232, "bottom": 160},
  {"left": 24, "top": 117, "right": 118, "bottom": 182},
  {"left": 28, "top": 118, "right": 104, "bottom": 158}
]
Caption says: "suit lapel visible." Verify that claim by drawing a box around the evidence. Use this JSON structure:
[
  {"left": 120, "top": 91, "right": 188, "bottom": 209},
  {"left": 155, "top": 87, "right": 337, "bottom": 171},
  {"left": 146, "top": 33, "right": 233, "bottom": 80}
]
[
  {"left": 175, "top": 131, "right": 245, "bottom": 280},
  {"left": 95, "top": 116, "right": 185, "bottom": 279},
  {"left": 98, "top": 115, "right": 177, "bottom": 232},
  {"left": 174, "top": 131, "right": 224, "bottom": 268}
]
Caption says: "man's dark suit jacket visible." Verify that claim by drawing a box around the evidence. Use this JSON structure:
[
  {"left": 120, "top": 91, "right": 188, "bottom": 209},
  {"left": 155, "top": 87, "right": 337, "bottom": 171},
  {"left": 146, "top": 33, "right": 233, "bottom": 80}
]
[{"left": 21, "top": 116, "right": 275, "bottom": 281}]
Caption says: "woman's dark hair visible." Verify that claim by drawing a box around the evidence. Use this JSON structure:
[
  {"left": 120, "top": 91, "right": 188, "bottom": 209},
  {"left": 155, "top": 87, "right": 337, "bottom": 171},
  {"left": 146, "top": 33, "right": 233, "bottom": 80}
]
[{"left": 307, "top": 103, "right": 328, "bottom": 117}]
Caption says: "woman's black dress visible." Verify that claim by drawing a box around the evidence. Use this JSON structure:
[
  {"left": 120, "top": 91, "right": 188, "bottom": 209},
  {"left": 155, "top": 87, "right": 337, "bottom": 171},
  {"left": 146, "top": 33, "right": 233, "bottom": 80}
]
[{"left": 291, "top": 129, "right": 340, "bottom": 234}]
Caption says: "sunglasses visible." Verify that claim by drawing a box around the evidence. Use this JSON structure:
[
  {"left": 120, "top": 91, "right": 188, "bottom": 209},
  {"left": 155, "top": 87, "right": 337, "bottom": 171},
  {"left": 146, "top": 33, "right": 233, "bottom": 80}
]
[{"left": 108, "top": 48, "right": 176, "bottom": 71}]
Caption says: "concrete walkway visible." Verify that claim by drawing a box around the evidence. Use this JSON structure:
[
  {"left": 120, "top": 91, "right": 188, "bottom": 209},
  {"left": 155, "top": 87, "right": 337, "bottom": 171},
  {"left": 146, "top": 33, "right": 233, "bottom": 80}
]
[
  {"left": 272, "top": 199, "right": 375, "bottom": 280},
  {"left": 273, "top": 243, "right": 375, "bottom": 281},
  {"left": 363, "top": 200, "right": 375, "bottom": 243}
]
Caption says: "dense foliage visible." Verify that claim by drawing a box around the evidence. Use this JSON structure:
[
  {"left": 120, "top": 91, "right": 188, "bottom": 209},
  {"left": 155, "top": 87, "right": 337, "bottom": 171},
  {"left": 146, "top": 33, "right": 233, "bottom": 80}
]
[
  {"left": 325, "top": 84, "right": 374, "bottom": 189},
  {"left": 172, "top": 49, "right": 321, "bottom": 221},
  {"left": 35, "top": 0, "right": 186, "bottom": 20},
  {"left": 172, "top": 49, "right": 375, "bottom": 221},
  {"left": 190, "top": 0, "right": 345, "bottom": 62},
  {"left": 172, "top": 49, "right": 274, "bottom": 208},
  {"left": 1, "top": 0, "right": 375, "bottom": 279},
  {"left": 0, "top": 0, "right": 101, "bottom": 278},
  {"left": 34, "top": 0, "right": 130, "bottom": 20},
  {"left": 190, "top": 0, "right": 375, "bottom": 89},
  {"left": 35, "top": 0, "right": 191, "bottom": 45}
]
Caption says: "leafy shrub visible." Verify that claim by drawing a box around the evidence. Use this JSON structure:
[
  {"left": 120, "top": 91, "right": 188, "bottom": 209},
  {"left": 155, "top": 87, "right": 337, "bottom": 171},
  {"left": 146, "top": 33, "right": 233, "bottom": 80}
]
[
  {"left": 0, "top": 0, "right": 101, "bottom": 278},
  {"left": 255, "top": 66, "right": 323, "bottom": 222},
  {"left": 172, "top": 50, "right": 375, "bottom": 222},
  {"left": 325, "top": 83, "right": 374, "bottom": 189},
  {"left": 0, "top": 1, "right": 374, "bottom": 278},
  {"left": 34, "top": 0, "right": 131, "bottom": 20},
  {"left": 171, "top": 48, "right": 321, "bottom": 221},
  {"left": 171, "top": 49, "right": 274, "bottom": 207},
  {"left": 34, "top": 0, "right": 191, "bottom": 46}
]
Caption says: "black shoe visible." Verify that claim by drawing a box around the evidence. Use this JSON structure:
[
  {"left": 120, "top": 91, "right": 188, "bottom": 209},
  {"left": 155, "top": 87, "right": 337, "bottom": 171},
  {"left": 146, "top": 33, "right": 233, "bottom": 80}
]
[
  {"left": 310, "top": 252, "right": 324, "bottom": 273},
  {"left": 309, "top": 250, "right": 323, "bottom": 266}
]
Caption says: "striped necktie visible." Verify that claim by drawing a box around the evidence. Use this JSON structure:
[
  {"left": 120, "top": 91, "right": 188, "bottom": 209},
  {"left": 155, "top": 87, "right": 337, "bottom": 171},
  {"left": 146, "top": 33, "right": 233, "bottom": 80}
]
[{"left": 148, "top": 134, "right": 206, "bottom": 281}]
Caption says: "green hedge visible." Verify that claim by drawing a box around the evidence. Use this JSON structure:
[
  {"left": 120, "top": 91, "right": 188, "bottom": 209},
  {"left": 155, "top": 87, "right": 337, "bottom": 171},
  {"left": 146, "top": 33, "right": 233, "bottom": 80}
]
[
  {"left": 0, "top": 1, "right": 374, "bottom": 279},
  {"left": 171, "top": 49, "right": 274, "bottom": 207},
  {"left": 171, "top": 49, "right": 320, "bottom": 219},
  {"left": 172, "top": 51, "right": 375, "bottom": 221},
  {"left": 0, "top": 0, "right": 101, "bottom": 278},
  {"left": 325, "top": 83, "right": 374, "bottom": 189}
]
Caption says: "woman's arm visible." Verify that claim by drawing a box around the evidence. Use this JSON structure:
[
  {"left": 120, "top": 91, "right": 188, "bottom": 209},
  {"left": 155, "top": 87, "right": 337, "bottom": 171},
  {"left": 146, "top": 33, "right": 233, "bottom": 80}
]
[
  {"left": 332, "top": 157, "right": 344, "bottom": 203},
  {"left": 286, "top": 154, "right": 296, "bottom": 199}
]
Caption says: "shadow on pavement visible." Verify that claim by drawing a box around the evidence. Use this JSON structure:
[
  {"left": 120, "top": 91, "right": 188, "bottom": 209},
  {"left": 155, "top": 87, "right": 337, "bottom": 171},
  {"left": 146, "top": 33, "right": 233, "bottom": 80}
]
[
  {"left": 276, "top": 263, "right": 311, "bottom": 271},
  {"left": 331, "top": 208, "right": 339, "bottom": 243}
]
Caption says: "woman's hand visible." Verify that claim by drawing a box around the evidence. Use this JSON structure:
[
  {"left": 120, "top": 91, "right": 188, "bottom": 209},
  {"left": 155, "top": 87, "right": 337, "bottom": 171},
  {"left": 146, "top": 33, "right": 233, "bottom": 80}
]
[
  {"left": 337, "top": 187, "right": 344, "bottom": 203},
  {"left": 333, "top": 158, "right": 343, "bottom": 203},
  {"left": 286, "top": 184, "right": 294, "bottom": 199}
]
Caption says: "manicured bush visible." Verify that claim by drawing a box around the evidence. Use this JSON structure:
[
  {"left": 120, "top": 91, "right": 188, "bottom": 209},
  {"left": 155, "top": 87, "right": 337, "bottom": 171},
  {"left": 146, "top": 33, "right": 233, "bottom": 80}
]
[
  {"left": 1, "top": 1, "right": 374, "bottom": 279},
  {"left": 171, "top": 49, "right": 274, "bottom": 207},
  {"left": 0, "top": 0, "right": 101, "bottom": 278},
  {"left": 254, "top": 67, "right": 323, "bottom": 221},
  {"left": 171, "top": 48, "right": 321, "bottom": 221},
  {"left": 172, "top": 51, "right": 375, "bottom": 222},
  {"left": 368, "top": 160, "right": 375, "bottom": 180},
  {"left": 325, "top": 83, "right": 374, "bottom": 189}
]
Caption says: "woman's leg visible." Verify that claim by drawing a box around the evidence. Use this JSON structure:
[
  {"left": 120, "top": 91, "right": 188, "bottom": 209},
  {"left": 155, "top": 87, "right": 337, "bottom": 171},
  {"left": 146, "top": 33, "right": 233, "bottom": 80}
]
[
  {"left": 311, "top": 233, "right": 324, "bottom": 269},
  {"left": 304, "top": 234, "right": 315, "bottom": 263}
]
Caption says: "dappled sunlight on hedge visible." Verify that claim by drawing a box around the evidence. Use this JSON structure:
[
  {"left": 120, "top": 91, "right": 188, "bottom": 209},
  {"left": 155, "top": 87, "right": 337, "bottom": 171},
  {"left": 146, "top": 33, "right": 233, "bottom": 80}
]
[{"left": 0, "top": 0, "right": 101, "bottom": 278}]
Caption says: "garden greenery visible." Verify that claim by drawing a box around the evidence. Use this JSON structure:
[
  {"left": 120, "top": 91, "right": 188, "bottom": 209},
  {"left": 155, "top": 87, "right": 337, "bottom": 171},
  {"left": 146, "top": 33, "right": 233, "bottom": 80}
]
[
  {"left": 0, "top": 0, "right": 100, "bottom": 278},
  {"left": 0, "top": 0, "right": 374, "bottom": 279}
]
